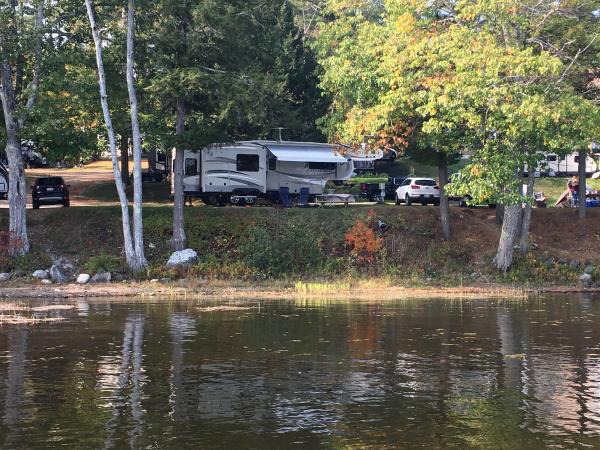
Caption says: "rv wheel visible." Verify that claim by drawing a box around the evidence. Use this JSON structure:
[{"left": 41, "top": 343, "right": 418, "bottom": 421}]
[
  {"left": 204, "top": 195, "right": 218, "bottom": 206},
  {"left": 217, "top": 195, "right": 229, "bottom": 207}
]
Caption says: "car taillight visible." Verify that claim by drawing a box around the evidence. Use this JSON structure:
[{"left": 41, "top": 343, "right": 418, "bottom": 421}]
[{"left": 410, "top": 184, "right": 420, "bottom": 189}]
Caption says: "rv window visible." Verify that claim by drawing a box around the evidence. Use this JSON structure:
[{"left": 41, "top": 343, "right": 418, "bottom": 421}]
[
  {"left": 268, "top": 157, "right": 276, "bottom": 171},
  {"left": 308, "top": 162, "right": 336, "bottom": 170},
  {"left": 185, "top": 158, "right": 197, "bottom": 176},
  {"left": 237, "top": 154, "right": 259, "bottom": 172},
  {"left": 546, "top": 155, "right": 557, "bottom": 162},
  {"left": 574, "top": 156, "right": 580, "bottom": 163}
]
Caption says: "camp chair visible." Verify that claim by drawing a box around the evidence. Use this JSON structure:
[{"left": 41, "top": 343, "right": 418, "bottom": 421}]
[
  {"left": 298, "top": 187, "right": 309, "bottom": 207},
  {"left": 279, "top": 187, "right": 291, "bottom": 208}
]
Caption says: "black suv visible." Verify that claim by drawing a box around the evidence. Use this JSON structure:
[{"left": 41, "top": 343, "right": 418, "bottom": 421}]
[{"left": 31, "top": 177, "right": 70, "bottom": 209}]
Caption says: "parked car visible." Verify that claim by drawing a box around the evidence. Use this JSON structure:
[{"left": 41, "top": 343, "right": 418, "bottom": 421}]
[
  {"left": 140, "top": 169, "right": 164, "bottom": 183},
  {"left": 385, "top": 177, "right": 406, "bottom": 198},
  {"left": 446, "top": 174, "right": 496, "bottom": 208},
  {"left": 359, "top": 177, "right": 406, "bottom": 202},
  {"left": 395, "top": 177, "right": 439, "bottom": 205},
  {"left": 31, "top": 176, "right": 70, "bottom": 209}
]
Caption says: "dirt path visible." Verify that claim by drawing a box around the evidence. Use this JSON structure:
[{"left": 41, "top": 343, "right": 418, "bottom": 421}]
[{"left": 0, "top": 160, "right": 146, "bottom": 208}]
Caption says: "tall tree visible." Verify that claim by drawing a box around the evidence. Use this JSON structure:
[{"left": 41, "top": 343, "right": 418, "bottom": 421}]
[
  {"left": 316, "top": 0, "right": 599, "bottom": 270},
  {"left": 147, "top": 0, "right": 327, "bottom": 250},
  {"left": 0, "top": 1, "right": 44, "bottom": 256},
  {"left": 85, "top": 0, "right": 147, "bottom": 270}
]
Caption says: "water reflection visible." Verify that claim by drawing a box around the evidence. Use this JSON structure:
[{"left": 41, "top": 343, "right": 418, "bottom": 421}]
[
  {"left": 2, "top": 328, "right": 28, "bottom": 450},
  {"left": 0, "top": 296, "right": 599, "bottom": 448},
  {"left": 102, "top": 314, "right": 145, "bottom": 449}
]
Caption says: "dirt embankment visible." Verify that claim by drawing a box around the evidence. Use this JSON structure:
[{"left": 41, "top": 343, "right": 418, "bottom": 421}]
[{"left": 0, "top": 206, "right": 598, "bottom": 297}]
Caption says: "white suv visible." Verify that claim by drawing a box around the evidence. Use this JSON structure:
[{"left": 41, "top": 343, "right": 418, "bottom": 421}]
[{"left": 395, "top": 177, "right": 440, "bottom": 206}]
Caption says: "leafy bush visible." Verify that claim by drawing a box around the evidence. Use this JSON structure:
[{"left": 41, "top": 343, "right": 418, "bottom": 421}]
[
  {"left": 84, "top": 255, "right": 125, "bottom": 274},
  {"left": 241, "top": 222, "right": 322, "bottom": 277},
  {"left": 0, "top": 251, "right": 52, "bottom": 273}
]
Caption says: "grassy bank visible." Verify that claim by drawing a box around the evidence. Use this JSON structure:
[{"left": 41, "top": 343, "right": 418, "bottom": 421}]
[{"left": 0, "top": 205, "right": 599, "bottom": 288}]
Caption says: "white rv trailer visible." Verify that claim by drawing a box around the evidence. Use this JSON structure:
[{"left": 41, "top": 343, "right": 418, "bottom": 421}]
[
  {"left": 537, "top": 152, "right": 600, "bottom": 176},
  {"left": 172, "top": 140, "right": 357, "bottom": 205},
  {"left": 0, "top": 161, "right": 8, "bottom": 200}
]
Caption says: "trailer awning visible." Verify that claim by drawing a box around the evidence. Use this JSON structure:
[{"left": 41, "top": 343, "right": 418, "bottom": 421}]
[{"left": 266, "top": 144, "right": 350, "bottom": 163}]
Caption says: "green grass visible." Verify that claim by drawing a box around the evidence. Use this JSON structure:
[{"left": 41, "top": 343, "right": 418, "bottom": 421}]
[{"left": 82, "top": 181, "right": 171, "bottom": 203}]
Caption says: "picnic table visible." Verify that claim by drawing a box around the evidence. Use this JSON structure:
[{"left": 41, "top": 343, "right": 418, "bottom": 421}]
[{"left": 315, "top": 193, "right": 356, "bottom": 207}]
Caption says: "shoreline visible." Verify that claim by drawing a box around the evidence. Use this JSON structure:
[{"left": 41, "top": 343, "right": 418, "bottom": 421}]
[{"left": 0, "top": 280, "right": 596, "bottom": 301}]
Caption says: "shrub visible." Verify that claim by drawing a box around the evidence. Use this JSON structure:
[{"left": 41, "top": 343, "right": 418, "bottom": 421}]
[
  {"left": 84, "top": 255, "right": 125, "bottom": 274},
  {"left": 344, "top": 211, "right": 383, "bottom": 267},
  {"left": 241, "top": 222, "right": 322, "bottom": 277},
  {"left": 0, "top": 251, "right": 52, "bottom": 273}
]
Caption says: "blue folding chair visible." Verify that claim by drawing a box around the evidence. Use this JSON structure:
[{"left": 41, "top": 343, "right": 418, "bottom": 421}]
[
  {"left": 298, "top": 187, "right": 309, "bottom": 207},
  {"left": 279, "top": 187, "right": 291, "bottom": 207}
]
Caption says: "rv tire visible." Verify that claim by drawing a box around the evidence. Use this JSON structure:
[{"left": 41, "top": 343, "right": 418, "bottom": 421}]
[
  {"left": 217, "top": 195, "right": 229, "bottom": 207},
  {"left": 203, "top": 195, "right": 218, "bottom": 206}
]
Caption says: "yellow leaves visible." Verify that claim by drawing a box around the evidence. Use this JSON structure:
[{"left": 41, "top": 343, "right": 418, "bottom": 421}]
[
  {"left": 394, "top": 13, "right": 415, "bottom": 34},
  {"left": 470, "top": 165, "right": 482, "bottom": 177}
]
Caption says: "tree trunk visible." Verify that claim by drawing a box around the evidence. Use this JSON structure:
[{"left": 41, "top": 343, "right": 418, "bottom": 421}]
[
  {"left": 120, "top": 134, "right": 130, "bottom": 186},
  {"left": 495, "top": 203, "right": 522, "bottom": 272},
  {"left": 85, "top": 0, "right": 137, "bottom": 269},
  {"left": 5, "top": 135, "right": 29, "bottom": 257},
  {"left": 0, "top": 1, "right": 44, "bottom": 257},
  {"left": 438, "top": 161, "right": 450, "bottom": 240},
  {"left": 519, "top": 173, "right": 534, "bottom": 254},
  {"left": 126, "top": 0, "right": 147, "bottom": 269},
  {"left": 171, "top": 98, "right": 187, "bottom": 251},
  {"left": 578, "top": 147, "right": 586, "bottom": 220},
  {"left": 0, "top": 57, "right": 30, "bottom": 256},
  {"left": 147, "top": 149, "right": 156, "bottom": 171}
]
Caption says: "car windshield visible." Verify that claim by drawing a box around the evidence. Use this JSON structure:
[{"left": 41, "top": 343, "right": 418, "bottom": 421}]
[
  {"left": 37, "top": 177, "right": 63, "bottom": 186},
  {"left": 415, "top": 179, "right": 436, "bottom": 186}
]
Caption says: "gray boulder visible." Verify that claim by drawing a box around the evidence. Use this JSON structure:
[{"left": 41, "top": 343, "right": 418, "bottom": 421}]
[
  {"left": 584, "top": 265, "right": 595, "bottom": 275},
  {"left": 166, "top": 249, "right": 198, "bottom": 268},
  {"left": 580, "top": 273, "right": 592, "bottom": 287},
  {"left": 12, "top": 270, "right": 26, "bottom": 278},
  {"left": 0, "top": 273, "right": 11, "bottom": 282},
  {"left": 53, "top": 257, "right": 75, "bottom": 273},
  {"left": 32, "top": 269, "right": 49, "bottom": 280},
  {"left": 77, "top": 274, "right": 90, "bottom": 284},
  {"left": 90, "top": 272, "right": 111, "bottom": 283},
  {"left": 41, "top": 279, "right": 53, "bottom": 285},
  {"left": 49, "top": 265, "right": 67, "bottom": 284}
]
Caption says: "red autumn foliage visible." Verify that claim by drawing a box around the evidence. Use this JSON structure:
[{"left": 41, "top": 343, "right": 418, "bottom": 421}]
[{"left": 344, "top": 212, "right": 383, "bottom": 264}]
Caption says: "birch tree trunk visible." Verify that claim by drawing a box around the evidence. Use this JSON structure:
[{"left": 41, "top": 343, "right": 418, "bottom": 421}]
[
  {"left": 438, "top": 161, "right": 451, "bottom": 240},
  {"left": 0, "top": 57, "right": 28, "bottom": 255},
  {"left": 0, "top": 1, "right": 44, "bottom": 256},
  {"left": 495, "top": 204, "right": 522, "bottom": 272},
  {"left": 578, "top": 147, "right": 586, "bottom": 220},
  {"left": 126, "top": 0, "right": 147, "bottom": 269},
  {"left": 85, "top": 0, "right": 137, "bottom": 269},
  {"left": 519, "top": 173, "right": 534, "bottom": 254},
  {"left": 171, "top": 98, "right": 187, "bottom": 251}
]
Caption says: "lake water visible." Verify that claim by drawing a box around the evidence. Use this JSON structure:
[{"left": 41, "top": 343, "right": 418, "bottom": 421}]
[{"left": 1, "top": 295, "right": 600, "bottom": 449}]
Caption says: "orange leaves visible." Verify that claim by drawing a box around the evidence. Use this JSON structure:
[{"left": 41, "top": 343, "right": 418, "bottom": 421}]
[{"left": 345, "top": 211, "right": 383, "bottom": 264}]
